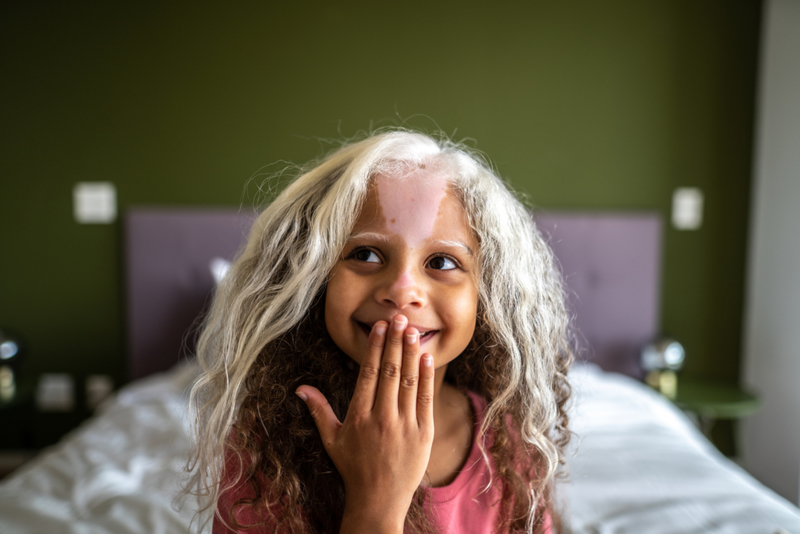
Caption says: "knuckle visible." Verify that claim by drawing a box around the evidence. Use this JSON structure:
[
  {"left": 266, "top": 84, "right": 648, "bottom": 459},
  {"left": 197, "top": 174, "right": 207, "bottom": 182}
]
[
  {"left": 308, "top": 402, "right": 327, "bottom": 420},
  {"left": 387, "top": 335, "right": 404, "bottom": 347},
  {"left": 403, "top": 344, "right": 419, "bottom": 355},
  {"left": 369, "top": 337, "right": 384, "bottom": 349},
  {"left": 381, "top": 362, "right": 401, "bottom": 378},
  {"left": 417, "top": 392, "right": 434, "bottom": 406},
  {"left": 375, "top": 416, "right": 395, "bottom": 433},
  {"left": 400, "top": 375, "right": 418, "bottom": 389},
  {"left": 350, "top": 413, "right": 368, "bottom": 427},
  {"left": 360, "top": 365, "right": 380, "bottom": 380}
]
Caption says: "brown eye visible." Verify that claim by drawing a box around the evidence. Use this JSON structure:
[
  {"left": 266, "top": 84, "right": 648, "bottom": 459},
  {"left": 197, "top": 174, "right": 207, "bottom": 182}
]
[
  {"left": 428, "top": 256, "right": 457, "bottom": 270},
  {"left": 352, "top": 248, "right": 381, "bottom": 263}
]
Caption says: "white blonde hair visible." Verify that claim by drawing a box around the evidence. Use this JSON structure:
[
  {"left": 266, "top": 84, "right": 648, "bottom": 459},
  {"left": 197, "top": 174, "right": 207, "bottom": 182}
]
[{"left": 188, "top": 129, "right": 572, "bottom": 533}]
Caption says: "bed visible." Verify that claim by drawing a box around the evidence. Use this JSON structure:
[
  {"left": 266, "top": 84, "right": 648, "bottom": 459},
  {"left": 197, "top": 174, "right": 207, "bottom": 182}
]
[{"left": 0, "top": 207, "right": 798, "bottom": 534}]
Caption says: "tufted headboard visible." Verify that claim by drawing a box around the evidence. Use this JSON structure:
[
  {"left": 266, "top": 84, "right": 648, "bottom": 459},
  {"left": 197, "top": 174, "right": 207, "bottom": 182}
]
[{"left": 124, "top": 208, "right": 662, "bottom": 381}]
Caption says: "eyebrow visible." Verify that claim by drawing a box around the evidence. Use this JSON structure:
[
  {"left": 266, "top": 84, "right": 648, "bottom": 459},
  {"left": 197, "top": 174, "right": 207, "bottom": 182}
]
[
  {"left": 432, "top": 240, "right": 474, "bottom": 256},
  {"left": 347, "top": 232, "right": 474, "bottom": 256},
  {"left": 348, "top": 231, "right": 392, "bottom": 244}
]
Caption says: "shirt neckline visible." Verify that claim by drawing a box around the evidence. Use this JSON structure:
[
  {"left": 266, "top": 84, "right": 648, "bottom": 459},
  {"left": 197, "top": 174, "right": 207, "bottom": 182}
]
[{"left": 426, "top": 390, "right": 488, "bottom": 504}]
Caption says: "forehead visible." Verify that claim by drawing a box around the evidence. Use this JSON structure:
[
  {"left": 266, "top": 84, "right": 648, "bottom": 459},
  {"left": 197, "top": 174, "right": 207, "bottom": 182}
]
[{"left": 353, "top": 171, "right": 472, "bottom": 241}]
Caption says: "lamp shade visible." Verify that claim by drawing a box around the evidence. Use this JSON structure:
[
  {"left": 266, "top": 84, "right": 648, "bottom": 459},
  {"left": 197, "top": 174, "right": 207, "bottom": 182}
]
[{"left": 642, "top": 339, "right": 685, "bottom": 371}]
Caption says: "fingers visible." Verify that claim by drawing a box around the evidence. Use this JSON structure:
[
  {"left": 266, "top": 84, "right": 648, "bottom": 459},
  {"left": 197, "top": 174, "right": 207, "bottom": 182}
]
[
  {"left": 349, "top": 321, "right": 387, "bottom": 414},
  {"left": 374, "top": 315, "right": 407, "bottom": 411},
  {"left": 416, "top": 353, "right": 435, "bottom": 428},
  {"left": 296, "top": 385, "right": 341, "bottom": 447},
  {"left": 398, "top": 326, "right": 421, "bottom": 416},
  {"left": 347, "top": 315, "right": 431, "bottom": 424}
]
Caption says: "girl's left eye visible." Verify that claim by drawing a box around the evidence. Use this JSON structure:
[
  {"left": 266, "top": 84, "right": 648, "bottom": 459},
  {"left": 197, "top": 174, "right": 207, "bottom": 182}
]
[{"left": 427, "top": 256, "right": 457, "bottom": 271}]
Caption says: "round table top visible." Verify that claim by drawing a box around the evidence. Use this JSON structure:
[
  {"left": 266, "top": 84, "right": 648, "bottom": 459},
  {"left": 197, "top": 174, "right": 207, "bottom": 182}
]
[{"left": 673, "top": 378, "right": 760, "bottom": 419}]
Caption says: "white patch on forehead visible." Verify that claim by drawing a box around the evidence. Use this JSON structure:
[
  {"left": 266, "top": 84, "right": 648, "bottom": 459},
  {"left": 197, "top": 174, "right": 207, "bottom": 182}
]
[{"left": 375, "top": 172, "right": 448, "bottom": 247}]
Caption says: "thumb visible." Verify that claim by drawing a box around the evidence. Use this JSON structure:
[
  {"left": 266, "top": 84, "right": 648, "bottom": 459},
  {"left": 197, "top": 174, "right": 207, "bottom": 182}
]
[{"left": 295, "top": 386, "right": 341, "bottom": 447}]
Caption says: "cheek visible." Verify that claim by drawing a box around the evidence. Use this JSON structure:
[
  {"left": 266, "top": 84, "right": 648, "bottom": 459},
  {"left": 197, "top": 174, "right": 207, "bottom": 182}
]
[
  {"left": 324, "top": 292, "right": 351, "bottom": 358},
  {"left": 323, "top": 293, "right": 336, "bottom": 335},
  {"left": 324, "top": 272, "right": 362, "bottom": 362},
  {"left": 461, "top": 289, "right": 480, "bottom": 341},
  {"left": 323, "top": 272, "right": 345, "bottom": 338},
  {"left": 443, "top": 286, "right": 479, "bottom": 347},
  {"left": 459, "top": 284, "right": 479, "bottom": 319}
]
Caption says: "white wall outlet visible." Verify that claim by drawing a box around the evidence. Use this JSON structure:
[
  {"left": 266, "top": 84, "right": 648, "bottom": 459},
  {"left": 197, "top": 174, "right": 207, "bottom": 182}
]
[
  {"left": 672, "top": 187, "right": 704, "bottom": 230},
  {"left": 36, "top": 374, "right": 75, "bottom": 412},
  {"left": 85, "top": 375, "right": 114, "bottom": 410},
  {"left": 73, "top": 182, "right": 117, "bottom": 224}
]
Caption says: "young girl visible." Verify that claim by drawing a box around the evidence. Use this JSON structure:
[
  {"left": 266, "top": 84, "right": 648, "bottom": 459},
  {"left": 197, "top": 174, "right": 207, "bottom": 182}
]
[{"left": 189, "top": 130, "right": 573, "bottom": 534}]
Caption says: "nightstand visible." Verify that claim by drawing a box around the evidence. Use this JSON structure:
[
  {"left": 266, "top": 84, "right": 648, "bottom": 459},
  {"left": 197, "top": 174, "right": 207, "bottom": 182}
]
[
  {"left": 673, "top": 378, "right": 760, "bottom": 456},
  {"left": 0, "top": 379, "right": 37, "bottom": 478},
  {"left": 0, "top": 379, "right": 92, "bottom": 479}
]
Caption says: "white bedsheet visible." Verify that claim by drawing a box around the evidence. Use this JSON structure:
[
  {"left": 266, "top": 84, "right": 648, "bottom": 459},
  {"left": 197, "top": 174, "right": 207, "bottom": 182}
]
[
  {"left": 564, "top": 364, "right": 800, "bottom": 533},
  {"left": 1, "top": 362, "right": 798, "bottom": 533},
  {"left": 0, "top": 362, "right": 207, "bottom": 534}
]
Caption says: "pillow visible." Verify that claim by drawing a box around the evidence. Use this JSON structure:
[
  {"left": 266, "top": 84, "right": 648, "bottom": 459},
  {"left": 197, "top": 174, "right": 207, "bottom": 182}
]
[{"left": 209, "top": 257, "right": 231, "bottom": 286}]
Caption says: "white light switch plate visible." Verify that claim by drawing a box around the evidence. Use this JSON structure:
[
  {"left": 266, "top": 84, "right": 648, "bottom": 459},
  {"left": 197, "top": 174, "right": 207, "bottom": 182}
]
[
  {"left": 672, "top": 187, "right": 704, "bottom": 230},
  {"left": 36, "top": 374, "right": 75, "bottom": 412},
  {"left": 73, "top": 182, "right": 117, "bottom": 224}
]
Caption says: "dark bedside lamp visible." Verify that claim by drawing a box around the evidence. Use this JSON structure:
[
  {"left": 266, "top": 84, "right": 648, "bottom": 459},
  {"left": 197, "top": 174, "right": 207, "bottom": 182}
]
[{"left": 0, "top": 329, "right": 23, "bottom": 403}]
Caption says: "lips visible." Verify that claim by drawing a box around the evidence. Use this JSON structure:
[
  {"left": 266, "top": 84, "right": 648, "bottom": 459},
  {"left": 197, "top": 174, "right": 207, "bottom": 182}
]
[{"left": 356, "top": 320, "right": 439, "bottom": 344}]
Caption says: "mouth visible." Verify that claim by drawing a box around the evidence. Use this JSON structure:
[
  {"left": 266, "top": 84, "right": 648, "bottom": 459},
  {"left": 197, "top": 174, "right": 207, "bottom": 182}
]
[{"left": 356, "top": 321, "right": 439, "bottom": 344}]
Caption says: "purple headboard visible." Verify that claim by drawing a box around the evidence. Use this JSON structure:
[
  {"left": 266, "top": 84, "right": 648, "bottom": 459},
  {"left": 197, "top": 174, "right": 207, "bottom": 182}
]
[
  {"left": 535, "top": 212, "right": 663, "bottom": 379},
  {"left": 125, "top": 208, "right": 256, "bottom": 380},
  {"left": 124, "top": 208, "right": 662, "bottom": 382}
]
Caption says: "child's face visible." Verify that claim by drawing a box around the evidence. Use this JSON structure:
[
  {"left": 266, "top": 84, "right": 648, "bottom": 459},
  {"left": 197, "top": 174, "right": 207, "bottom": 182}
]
[{"left": 325, "top": 170, "right": 479, "bottom": 371}]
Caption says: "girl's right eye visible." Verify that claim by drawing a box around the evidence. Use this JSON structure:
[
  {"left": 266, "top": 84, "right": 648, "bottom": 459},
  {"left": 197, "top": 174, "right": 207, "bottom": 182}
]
[{"left": 350, "top": 248, "right": 381, "bottom": 263}]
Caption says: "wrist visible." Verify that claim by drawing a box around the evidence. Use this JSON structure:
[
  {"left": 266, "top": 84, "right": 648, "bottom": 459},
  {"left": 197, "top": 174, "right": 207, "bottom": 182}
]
[{"left": 340, "top": 500, "right": 406, "bottom": 534}]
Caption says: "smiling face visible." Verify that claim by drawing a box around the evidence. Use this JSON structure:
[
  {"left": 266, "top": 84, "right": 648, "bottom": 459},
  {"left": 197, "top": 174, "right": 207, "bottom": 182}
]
[{"left": 324, "top": 170, "right": 480, "bottom": 370}]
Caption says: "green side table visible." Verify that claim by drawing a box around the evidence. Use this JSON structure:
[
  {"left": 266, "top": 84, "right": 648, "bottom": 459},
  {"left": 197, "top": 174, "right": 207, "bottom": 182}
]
[{"left": 673, "top": 378, "right": 760, "bottom": 438}]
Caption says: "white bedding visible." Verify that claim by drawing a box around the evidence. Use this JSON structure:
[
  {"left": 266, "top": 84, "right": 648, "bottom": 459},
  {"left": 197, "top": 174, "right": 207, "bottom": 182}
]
[
  {"left": 564, "top": 364, "right": 800, "bottom": 533},
  {"left": 1, "top": 363, "right": 798, "bottom": 533},
  {"left": 0, "top": 363, "right": 206, "bottom": 534}
]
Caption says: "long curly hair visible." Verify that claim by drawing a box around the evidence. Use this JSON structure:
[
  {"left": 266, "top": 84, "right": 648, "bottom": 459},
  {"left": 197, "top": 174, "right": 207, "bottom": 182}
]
[{"left": 187, "top": 130, "right": 573, "bottom": 533}]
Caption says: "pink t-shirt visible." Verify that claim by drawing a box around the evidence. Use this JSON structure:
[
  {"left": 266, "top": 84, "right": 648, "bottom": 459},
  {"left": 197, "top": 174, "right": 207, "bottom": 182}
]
[
  {"left": 214, "top": 391, "right": 551, "bottom": 533},
  {"left": 424, "top": 391, "right": 551, "bottom": 533}
]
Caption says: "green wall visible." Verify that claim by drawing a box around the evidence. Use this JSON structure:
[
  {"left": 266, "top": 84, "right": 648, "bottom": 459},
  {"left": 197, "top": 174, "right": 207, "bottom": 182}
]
[{"left": 0, "top": 1, "right": 761, "bottom": 386}]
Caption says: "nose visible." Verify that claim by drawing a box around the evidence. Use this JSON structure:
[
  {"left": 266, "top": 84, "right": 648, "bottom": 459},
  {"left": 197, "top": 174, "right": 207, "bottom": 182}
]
[{"left": 375, "top": 263, "right": 427, "bottom": 310}]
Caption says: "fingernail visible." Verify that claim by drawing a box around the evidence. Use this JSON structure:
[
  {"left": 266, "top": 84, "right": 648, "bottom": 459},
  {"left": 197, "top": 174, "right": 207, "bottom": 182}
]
[
  {"left": 295, "top": 390, "right": 308, "bottom": 401},
  {"left": 374, "top": 323, "right": 387, "bottom": 336},
  {"left": 393, "top": 318, "right": 407, "bottom": 331},
  {"left": 422, "top": 354, "right": 433, "bottom": 367},
  {"left": 406, "top": 332, "right": 418, "bottom": 344}
]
